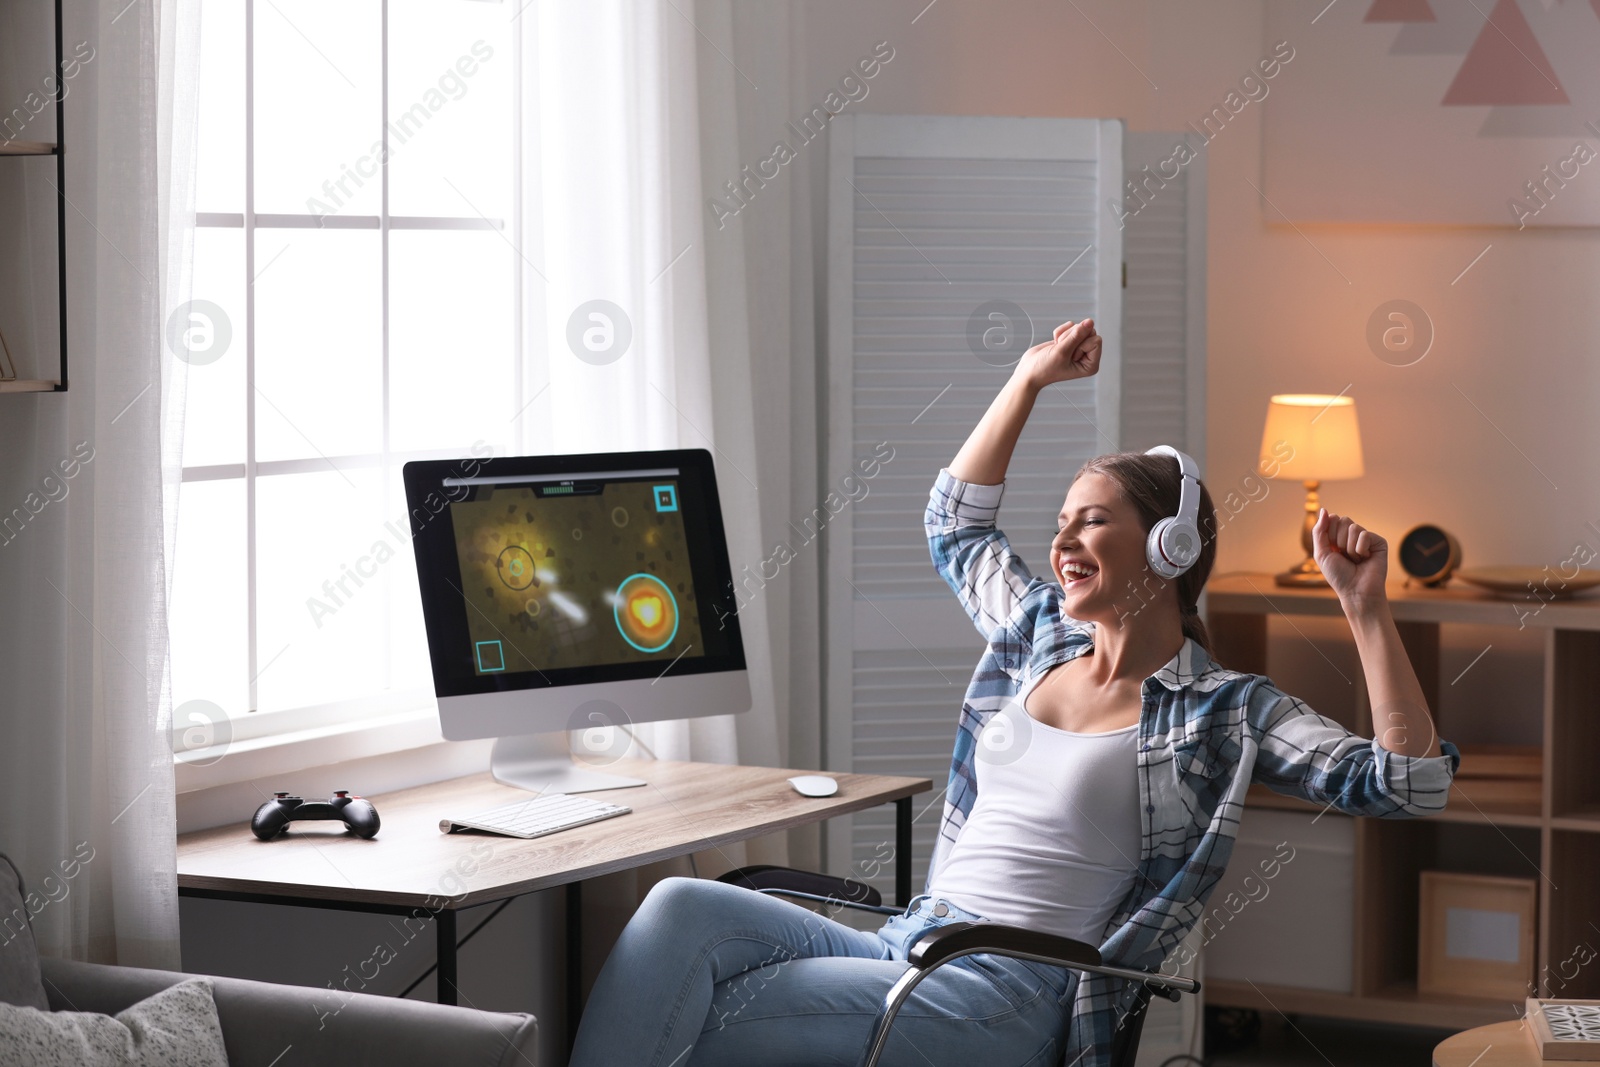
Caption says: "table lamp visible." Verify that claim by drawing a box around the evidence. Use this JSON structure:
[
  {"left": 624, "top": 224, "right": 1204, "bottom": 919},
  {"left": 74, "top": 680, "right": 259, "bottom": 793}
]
[{"left": 1258, "top": 394, "right": 1365, "bottom": 587}]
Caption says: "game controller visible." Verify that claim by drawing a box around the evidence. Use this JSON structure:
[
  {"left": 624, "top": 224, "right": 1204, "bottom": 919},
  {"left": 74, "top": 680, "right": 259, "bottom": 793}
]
[{"left": 251, "top": 791, "right": 381, "bottom": 841}]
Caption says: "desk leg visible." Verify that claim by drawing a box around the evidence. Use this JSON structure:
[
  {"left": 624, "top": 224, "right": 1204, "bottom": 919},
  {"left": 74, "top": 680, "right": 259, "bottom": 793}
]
[
  {"left": 436, "top": 909, "right": 458, "bottom": 1006},
  {"left": 567, "top": 882, "right": 582, "bottom": 1056},
  {"left": 895, "top": 796, "right": 912, "bottom": 906}
]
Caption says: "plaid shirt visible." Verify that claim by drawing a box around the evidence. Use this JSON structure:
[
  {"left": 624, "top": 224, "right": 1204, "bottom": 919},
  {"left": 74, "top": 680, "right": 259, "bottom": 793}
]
[{"left": 923, "top": 468, "right": 1460, "bottom": 1067}]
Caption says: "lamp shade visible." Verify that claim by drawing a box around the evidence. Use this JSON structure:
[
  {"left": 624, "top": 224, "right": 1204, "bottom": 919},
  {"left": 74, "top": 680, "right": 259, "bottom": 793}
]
[{"left": 1259, "top": 394, "right": 1365, "bottom": 481}]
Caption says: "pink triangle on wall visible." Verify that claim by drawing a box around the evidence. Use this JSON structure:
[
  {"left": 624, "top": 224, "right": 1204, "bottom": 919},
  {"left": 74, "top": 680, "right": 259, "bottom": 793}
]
[
  {"left": 1365, "top": 0, "right": 1437, "bottom": 21},
  {"left": 1443, "top": 0, "right": 1569, "bottom": 105}
]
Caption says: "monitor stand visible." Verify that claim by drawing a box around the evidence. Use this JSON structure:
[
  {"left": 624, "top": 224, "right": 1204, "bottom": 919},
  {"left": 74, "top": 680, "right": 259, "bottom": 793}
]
[{"left": 489, "top": 731, "right": 647, "bottom": 795}]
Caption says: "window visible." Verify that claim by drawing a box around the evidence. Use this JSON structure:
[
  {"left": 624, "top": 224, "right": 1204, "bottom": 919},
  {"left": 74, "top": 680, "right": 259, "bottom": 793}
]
[{"left": 171, "top": 0, "right": 521, "bottom": 747}]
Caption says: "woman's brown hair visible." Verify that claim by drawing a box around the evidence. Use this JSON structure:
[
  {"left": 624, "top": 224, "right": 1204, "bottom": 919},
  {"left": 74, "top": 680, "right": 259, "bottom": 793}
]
[{"left": 1072, "top": 451, "right": 1218, "bottom": 655}]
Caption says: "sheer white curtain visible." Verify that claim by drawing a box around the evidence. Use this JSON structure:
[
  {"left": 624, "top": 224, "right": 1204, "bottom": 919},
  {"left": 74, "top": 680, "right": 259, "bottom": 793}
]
[
  {"left": 517, "top": 0, "right": 804, "bottom": 917},
  {"left": 0, "top": 0, "right": 199, "bottom": 968}
]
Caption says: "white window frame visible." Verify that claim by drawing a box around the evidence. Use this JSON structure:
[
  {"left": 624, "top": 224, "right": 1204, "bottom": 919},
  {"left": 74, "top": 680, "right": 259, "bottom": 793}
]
[{"left": 174, "top": 0, "right": 524, "bottom": 767}]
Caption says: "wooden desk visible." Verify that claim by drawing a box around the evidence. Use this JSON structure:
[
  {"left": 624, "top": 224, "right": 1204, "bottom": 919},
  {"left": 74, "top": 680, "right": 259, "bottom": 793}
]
[
  {"left": 177, "top": 759, "right": 931, "bottom": 1040},
  {"left": 1433, "top": 1020, "right": 1537, "bottom": 1066}
]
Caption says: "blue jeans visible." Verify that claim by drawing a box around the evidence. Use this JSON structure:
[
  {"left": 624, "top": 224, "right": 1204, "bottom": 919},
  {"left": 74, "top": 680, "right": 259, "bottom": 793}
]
[{"left": 568, "top": 876, "right": 1078, "bottom": 1067}]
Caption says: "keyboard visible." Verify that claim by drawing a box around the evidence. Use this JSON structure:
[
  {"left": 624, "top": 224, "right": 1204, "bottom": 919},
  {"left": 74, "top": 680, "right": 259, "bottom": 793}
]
[{"left": 439, "top": 793, "right": 632, "bottom": 840}]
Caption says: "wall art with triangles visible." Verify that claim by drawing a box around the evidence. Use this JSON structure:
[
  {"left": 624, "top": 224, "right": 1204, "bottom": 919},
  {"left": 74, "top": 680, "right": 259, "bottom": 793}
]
[{"left": 1262, "top": 0, "right": 1600, "bottom": 225}]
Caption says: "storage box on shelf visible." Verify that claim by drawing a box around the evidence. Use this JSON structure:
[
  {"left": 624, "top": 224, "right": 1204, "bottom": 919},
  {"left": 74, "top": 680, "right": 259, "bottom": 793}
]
[
  {"left": 1204, "top": 573, "right": 1600, "bottom": 1031},
  {"left": 1205, "top": 808, "right": 1356, "bottom": 995}
]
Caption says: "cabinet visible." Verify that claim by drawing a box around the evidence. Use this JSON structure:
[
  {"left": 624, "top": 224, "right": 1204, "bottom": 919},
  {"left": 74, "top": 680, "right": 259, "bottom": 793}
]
[
  {"left": 0, "top": 0, "right": 68, "bottom": 393},
  {"left": 1204, "top": 573, "right": 1600, "bottom": 1031}
]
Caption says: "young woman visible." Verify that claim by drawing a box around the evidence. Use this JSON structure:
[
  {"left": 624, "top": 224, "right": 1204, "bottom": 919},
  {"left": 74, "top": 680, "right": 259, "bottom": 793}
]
[{"left": 568, "top": 320, "right": 1460, "bottom": 1067}]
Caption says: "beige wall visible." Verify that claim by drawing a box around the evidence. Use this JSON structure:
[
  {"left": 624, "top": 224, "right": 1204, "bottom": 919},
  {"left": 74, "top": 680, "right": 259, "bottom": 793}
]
[{"left": 794, "top": 0, "right": 1591, "bottom": 740}]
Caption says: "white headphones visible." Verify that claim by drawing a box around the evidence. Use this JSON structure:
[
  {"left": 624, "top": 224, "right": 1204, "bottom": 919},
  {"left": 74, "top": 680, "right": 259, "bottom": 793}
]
[{"left": 1144, "top": 446, "right": 1203, "bottom": 579}]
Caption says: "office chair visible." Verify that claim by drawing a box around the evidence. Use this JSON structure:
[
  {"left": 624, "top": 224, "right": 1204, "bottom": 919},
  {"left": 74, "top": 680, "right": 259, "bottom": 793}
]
[{"left": 716, "top": 865, "right": 1200, "bottom": 1067}]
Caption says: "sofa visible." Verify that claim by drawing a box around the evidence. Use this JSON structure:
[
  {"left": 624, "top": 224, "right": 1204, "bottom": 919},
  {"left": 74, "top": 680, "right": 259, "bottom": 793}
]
[{"left": 2, "top": 852, "right": 538, "bottom": 1066}]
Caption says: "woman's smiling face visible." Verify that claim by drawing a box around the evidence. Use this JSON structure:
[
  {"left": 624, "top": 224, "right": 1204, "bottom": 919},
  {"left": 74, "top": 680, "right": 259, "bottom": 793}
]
[{"left": 1049, "top": 472, "right": 1161, "bottom": 621}]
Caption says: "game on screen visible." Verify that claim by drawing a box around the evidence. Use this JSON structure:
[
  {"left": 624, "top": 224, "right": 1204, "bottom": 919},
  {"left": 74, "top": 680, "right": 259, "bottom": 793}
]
[{"left": 448, "top": 478, "right": 704, "bottom": 676}]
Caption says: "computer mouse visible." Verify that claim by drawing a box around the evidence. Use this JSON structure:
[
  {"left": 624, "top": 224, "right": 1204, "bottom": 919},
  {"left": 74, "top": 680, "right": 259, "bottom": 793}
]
[{"left": 788, "top": 775, "right": 839, "bottom": 798}]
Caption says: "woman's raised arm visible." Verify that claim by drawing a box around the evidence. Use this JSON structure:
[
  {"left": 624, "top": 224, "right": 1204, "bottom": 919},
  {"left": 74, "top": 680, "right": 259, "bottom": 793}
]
[
  {"left": 925, "top": 320, "right": 1106, "bottom": 640},
  {"left": 948, "top": 319, "right": 1102, "bottom": 484},
  {"left": 1313, "top": 508, "right": 1442, "bottom": 758},
  {"left": 1248, "top": 511, "right": 1456, "bottom": 816}
]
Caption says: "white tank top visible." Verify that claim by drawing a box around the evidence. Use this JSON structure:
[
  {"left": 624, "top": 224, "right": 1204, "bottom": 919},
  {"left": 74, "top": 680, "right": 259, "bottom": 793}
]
[{"left": 927, "top": 666, "right": 1142, "bottom": 944}]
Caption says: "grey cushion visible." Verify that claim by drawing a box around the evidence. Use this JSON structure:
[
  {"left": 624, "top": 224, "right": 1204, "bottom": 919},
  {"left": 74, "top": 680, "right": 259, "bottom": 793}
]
[
  {"left": 0, "top": 976, "right": 229, "bottom": 1067},
  {"left": 42, "top": 957, "right": 539, "bottom": 1067},
  {"left": 0, "top": 853, "right": 48, "bottom": 1010}
]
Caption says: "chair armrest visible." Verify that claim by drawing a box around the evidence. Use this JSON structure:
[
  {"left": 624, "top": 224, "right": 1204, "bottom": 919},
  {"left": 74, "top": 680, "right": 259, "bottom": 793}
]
[
  {"left": 717, "top": 865, "right": 901, "bottom": 915},
  {"left": 859, "top": 921, "right": 1198, "bottom": 1066},
  {"left": 907, "top": 921, "right": 1201, "bottom": 999},
  {"left": 754, "top": 887, "right": 902, "bottom": 915}
]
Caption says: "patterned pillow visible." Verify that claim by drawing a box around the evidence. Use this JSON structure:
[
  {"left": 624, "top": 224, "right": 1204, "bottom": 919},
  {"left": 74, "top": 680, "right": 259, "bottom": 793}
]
[{"left": 0, "top": 977, "right": 229, "bottom": 1067}]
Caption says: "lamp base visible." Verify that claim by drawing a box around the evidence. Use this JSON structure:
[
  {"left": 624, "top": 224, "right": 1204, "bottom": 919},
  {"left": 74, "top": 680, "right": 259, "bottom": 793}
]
[{"left": 1274, "top": 557, "right": 1329, "bottom": 588}]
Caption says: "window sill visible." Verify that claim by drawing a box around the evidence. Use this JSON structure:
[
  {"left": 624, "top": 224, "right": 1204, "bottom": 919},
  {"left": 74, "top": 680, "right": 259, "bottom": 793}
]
[{"left": 174, "top": 704, "right": 450, "bottom": 794}]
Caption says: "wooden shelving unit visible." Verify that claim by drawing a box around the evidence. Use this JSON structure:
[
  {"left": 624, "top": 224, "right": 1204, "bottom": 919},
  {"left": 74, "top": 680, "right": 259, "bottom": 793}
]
[
  {"left": 0, "top": 378, "right": 59, "bottom": 393},
  {"left": 0, "top": 0, "right": 68, "bottom": 393},
  {"left": 1205, "top": 573, "right": 1600, "bottom": 1031}
]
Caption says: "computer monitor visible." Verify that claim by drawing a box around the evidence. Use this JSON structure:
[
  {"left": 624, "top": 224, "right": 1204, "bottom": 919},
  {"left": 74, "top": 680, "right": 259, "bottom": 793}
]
[{"left": 403, "top": 448, "right": 750, "bottom": 794}]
